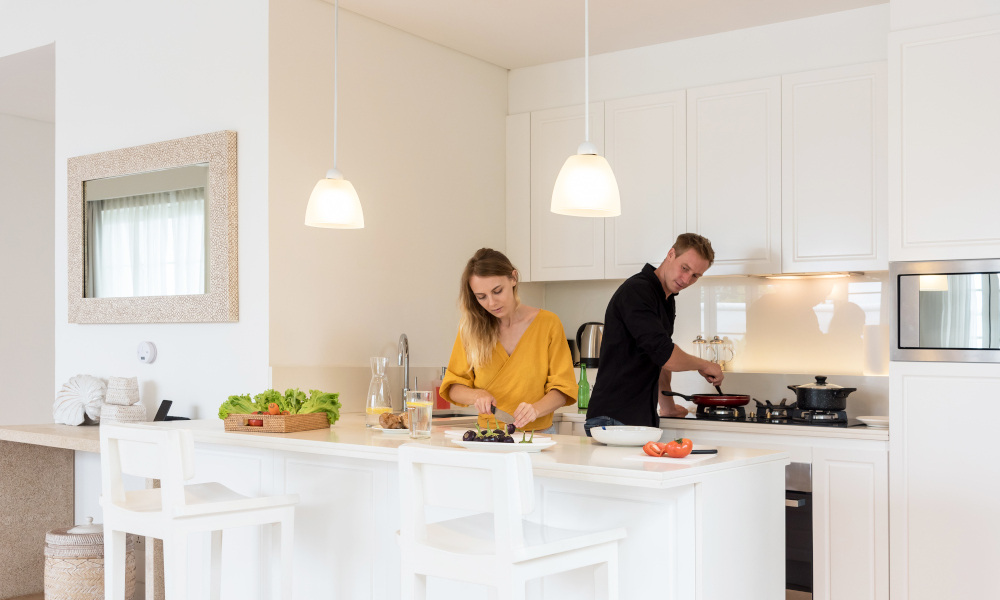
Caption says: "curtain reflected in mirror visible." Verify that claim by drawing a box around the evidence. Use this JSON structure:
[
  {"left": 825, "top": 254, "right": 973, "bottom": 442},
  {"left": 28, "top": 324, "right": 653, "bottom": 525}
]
[
  {"left": 914, "top": 274, "right": 1000, "bottom": 349},
  {"left": 84, "top": 164, "right": 209, "bottom": 298}
]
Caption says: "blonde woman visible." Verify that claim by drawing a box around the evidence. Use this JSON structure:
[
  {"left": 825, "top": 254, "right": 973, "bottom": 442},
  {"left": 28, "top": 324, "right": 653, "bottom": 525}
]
[{"left": 440, "top": 248, "right": 577, "bottom": 432}]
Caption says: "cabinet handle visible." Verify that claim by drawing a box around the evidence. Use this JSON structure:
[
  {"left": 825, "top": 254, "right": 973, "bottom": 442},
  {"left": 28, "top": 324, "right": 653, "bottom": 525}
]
[{"left": 785, "top": 498, "right": 805, "bottom": 508}]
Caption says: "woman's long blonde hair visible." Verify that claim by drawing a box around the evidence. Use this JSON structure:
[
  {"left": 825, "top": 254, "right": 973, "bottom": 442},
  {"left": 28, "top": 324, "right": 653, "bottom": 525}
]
[{"left": 458, "top": 248, "right": 521, "bottom": 372}]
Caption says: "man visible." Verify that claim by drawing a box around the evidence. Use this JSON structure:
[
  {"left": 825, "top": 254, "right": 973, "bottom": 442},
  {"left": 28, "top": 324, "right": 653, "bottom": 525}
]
[{"left": 585, "top": 233, "right": 723, "bottom": 434}]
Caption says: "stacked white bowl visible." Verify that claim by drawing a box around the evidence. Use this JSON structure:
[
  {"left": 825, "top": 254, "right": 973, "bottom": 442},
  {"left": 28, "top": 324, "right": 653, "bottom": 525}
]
[{"left": 102, "top": 377, "right": 146, "bottom": 423}]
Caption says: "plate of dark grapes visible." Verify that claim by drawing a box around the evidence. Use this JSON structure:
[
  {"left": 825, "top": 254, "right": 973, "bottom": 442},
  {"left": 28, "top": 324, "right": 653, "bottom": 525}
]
[{"left": 450, "top": 423, "right": 557, "bottom": 453}]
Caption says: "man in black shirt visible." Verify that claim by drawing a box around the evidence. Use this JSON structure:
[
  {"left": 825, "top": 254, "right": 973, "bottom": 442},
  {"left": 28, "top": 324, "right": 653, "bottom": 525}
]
[{"left": 585, "top": 233, "right": 724, "bottom": 433}]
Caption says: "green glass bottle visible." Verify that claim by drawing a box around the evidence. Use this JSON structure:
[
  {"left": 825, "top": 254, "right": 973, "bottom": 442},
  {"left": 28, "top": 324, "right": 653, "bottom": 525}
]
[{"left": 577, "top": 364, "right": 590, "bottom": 410}]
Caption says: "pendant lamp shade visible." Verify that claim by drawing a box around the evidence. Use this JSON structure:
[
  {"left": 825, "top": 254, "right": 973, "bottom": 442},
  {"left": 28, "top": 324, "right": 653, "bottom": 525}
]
[
  {"left": 551, "top": 143, "right": 621, "bottom": 217},
  {"left": 305, "top": 168, "right": 364, "bottom": 229},
  {"left": 550, "top": 0, "right": 620, "bottom": 218}
]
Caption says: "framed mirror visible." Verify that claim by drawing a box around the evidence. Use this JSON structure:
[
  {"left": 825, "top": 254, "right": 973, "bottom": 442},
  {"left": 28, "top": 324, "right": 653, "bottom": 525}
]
[{"left": 68, "top": 131, "right": 238, "bottom": 323}]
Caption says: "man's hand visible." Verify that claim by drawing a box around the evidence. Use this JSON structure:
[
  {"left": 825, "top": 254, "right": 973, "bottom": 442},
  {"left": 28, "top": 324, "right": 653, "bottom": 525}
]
[
  {"left": 472, "top": 391, "right": 497, "bottom": 414},
  {"left": 698, "top": 361, "right": 724, "bottom": 384}
]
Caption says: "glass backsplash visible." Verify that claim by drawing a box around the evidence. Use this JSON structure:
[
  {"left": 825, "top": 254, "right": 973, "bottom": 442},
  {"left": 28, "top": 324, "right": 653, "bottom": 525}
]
[{"left": 537, "top": 272, "right": 890, "bottom": 376}]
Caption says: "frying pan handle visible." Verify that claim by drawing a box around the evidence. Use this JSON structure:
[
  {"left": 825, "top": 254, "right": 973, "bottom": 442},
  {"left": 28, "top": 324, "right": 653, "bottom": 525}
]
[{"left": 661, "top": 391, "right": 696, "bottom": 402}]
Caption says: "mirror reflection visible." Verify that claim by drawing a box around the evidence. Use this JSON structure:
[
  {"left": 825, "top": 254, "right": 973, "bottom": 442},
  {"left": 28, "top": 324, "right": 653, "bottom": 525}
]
[
  {"left": 909, "top": 273, "right": 1000, "bottom": 349},
  {"left": 84, "top": 164, "right": 209, "bottom": 298}
]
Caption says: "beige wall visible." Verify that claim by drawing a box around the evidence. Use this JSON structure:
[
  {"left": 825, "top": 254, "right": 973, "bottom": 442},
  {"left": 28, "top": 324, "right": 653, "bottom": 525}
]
[
  {"left": 0, "top": 112, "right": 54, "bottom": 425},
  {"left": 269, "top": 2, "right": 508, "bottom": 408}
]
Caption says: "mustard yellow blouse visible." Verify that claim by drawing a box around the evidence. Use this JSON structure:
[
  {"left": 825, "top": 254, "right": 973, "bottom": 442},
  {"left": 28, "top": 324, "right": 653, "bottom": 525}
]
[{"left": 439, "top": 310, "right": 578, "bottom": 431}]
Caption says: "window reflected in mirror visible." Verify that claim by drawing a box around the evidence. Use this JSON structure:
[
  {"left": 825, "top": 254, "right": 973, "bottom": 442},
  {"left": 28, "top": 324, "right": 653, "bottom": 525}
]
[
  {"left": 903, "top": 273, "right": 1000, "bottom": 350},
  {"left": 84, "top": 164, "right": 209, "bottom": 298}
]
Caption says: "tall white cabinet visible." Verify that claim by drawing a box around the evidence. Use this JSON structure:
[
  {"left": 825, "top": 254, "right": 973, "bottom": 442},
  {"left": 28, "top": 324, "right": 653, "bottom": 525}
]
[
  {"left": 781, "top": 63, "right": 888, "bottom": 273},
  {"left": 529, "top": 104, "right": 606, "bottom": 281},
  {"left": 889, "top": 15, "right": 1000, "bottom": 261},
  {"left": 604, "top": 91, "right": 687, "bottom": 279},
  {"left": 686, "top": 77, "right": 782, "bottom": 276}
]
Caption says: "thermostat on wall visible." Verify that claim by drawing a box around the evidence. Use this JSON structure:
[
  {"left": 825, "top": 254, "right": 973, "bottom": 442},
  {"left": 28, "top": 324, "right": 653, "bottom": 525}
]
[{"left": 137, "top": 342, "right": 157, "bottom": 364}]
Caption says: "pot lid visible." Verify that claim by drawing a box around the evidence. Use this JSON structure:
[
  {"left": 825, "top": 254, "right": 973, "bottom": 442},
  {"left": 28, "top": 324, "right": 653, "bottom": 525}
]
[
  {"left": 795, "top": 375, "right": 845, "bottom": 390},
  {"left": 66, "top": 517, "right": 103, "bottom": 535}
]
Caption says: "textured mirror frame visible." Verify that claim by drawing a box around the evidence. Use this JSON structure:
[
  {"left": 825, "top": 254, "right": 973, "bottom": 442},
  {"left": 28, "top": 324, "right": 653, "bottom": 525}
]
[{"left": 68, "top": 131, "right": 238, "bottom": 323}]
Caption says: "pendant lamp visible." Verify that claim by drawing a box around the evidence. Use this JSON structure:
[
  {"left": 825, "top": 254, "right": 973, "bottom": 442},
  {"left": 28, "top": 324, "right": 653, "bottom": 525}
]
[
  {"left": 305, "top": 0, "right": 365, "bottom": 229},
  {"left": 551, "top": 0, "right": 620, "bottom": 218}
]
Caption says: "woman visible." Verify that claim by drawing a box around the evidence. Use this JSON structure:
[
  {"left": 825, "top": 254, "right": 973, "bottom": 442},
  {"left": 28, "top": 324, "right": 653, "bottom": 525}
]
[{"left": 440, "top": 248, "right": 577, "bottom": 432}]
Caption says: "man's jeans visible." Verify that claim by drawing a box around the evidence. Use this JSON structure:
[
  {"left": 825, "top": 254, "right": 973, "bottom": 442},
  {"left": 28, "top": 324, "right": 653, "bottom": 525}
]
[{"left": 583, "top": 416, "right": 625, "bottom": 437}]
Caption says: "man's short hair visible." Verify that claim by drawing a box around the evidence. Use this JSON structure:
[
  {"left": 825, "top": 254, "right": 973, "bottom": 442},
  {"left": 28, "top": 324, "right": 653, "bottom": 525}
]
[{"left": 672, "top": 233, "right": 715, "bottom": 266}]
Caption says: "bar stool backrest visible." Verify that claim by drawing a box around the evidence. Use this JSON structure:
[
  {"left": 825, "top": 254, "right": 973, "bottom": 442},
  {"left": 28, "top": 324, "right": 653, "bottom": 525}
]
[{"left": 100, "top": 423, "right": 196, "bottom": 515}]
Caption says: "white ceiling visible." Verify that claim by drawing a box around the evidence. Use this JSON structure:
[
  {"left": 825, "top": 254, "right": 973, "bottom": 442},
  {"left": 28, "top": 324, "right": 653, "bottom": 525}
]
[
  {"left": 337, "top": 0, "right": 886, "bottom": 69},
  {"left": 0, "top": 44, "right": 55, "bottom": 123}
]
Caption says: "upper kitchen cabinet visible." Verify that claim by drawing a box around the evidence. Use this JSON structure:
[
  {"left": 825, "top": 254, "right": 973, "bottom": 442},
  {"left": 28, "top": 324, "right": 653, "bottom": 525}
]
[
  {"left": 889, "top": 15, "right": 1000, "bottom": 262},
  {"left": 506, "top": 113, "right": 532, "bottom": 281},
  {"left": 529, "top": 104, "right": 606, "bottom": 281},
  {"left": 781, "top": 63, "right": 888, "bottom": 273},
  {"left": 687, "top": 77, "right": 782, "bottom": 275},
  {"left": 604, "top": 91, "right": 687, "bottom": 279}
]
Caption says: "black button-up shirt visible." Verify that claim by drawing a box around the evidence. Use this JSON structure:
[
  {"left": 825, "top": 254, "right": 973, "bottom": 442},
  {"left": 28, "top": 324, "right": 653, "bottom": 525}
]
[{"left": 587, "top": 263, "right": 676, "bottom": 427}]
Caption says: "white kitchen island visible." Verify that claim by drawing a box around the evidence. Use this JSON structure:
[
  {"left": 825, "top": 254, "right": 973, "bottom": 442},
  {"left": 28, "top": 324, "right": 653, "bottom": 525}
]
[{"left": 3, "top": 416, "right": 788, "bottom": 600}]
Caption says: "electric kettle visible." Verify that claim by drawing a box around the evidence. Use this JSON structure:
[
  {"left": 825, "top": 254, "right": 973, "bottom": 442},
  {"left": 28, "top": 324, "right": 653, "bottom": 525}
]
[{"left": 576, "top": 322, "right": 603, "bottom": 368}]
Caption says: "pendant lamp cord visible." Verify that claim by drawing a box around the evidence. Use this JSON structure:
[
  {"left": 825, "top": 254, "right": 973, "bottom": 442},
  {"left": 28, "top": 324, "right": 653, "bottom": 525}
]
[
  {"left": 333, "top": 0, "right": 339, "bottom": 169},
  {"left": 584, "top": 0, "right": 589, "bottom": 143}
]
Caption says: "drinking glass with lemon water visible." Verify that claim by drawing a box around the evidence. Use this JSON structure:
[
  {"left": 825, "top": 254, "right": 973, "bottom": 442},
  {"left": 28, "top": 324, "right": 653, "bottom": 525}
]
[{"left": 406, "top": 391, "right": 432, "bottom": 438}]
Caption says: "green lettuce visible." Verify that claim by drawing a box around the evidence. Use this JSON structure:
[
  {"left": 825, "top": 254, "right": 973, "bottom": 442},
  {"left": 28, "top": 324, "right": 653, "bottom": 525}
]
[
  {"left": 218, "top": 394, "right": 255, "bottom": 419},
  {"left": 298, "top": 389, "right": 342, "bottom": 424}
]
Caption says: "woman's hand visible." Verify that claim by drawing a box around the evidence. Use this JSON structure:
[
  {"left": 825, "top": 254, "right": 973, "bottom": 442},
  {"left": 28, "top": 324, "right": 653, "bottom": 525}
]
[
  {"left": 472, "top": 391, "right": 497, "bottom": 415},
  {"left": 513, "top": 402, "right": 539, "bottom": 428}
]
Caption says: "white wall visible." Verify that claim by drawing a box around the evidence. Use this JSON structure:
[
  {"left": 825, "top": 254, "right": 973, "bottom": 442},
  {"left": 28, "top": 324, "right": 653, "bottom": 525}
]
[
  {"left": 44, "top": 0, "right": 271, "bottom": 421},
  {"left": 0, "top": 112, "right": 54, "bottom": 425},
  {"left": 509, "top": 4, "right": 890, "bottom": 114},
  {"left": 268, "top": 2, "right": 508, "bottom": 409},
  {"left": 890, "top": 0, "right": 1000, "bottom": 30}
]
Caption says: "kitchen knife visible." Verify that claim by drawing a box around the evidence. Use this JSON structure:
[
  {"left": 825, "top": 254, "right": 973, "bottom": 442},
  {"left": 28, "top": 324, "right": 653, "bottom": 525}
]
[{"left": 491, "top": 405, "right": 516, "bottom": 425}]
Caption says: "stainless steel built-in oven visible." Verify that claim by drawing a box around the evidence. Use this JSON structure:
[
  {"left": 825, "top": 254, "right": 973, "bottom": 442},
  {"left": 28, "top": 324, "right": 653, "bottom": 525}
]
[{"left": 891, "top": 259, "right": 1000, "bottom": 362}]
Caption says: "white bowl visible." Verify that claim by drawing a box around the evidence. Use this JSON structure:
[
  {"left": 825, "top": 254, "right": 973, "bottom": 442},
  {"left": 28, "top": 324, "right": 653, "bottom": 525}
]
[
  {"left": 857, "top": 416, "right": 889, "bottom": 428},
  {"left": 590, "top": 426, "right": 662, "bottom": 446}
]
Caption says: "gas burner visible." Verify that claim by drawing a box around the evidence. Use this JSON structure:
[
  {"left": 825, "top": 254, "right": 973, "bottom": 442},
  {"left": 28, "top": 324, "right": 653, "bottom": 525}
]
[
  {"left": 792, "top": 409, "right": 848, "bottom": 424},
  {"left": 752, "top": 398, "right": 794, "bottom": 422},
  {"left": 695, "top": 404, "right": 746, "bottom": 421}
]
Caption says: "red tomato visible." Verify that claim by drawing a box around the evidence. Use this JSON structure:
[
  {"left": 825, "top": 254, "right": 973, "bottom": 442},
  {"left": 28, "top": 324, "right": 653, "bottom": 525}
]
[
  {"left": 642, "top": 442, "right": 665, "bottom": 457},
  {"left": 247, "top": 419, "right": 264, "bottom": 427},
  {"left": 665, "top": 438, "right": 693, "bottom": 458}
]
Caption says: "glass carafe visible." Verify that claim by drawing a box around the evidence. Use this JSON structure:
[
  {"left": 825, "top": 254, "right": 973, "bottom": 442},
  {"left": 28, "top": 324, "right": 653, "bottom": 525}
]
[{"left": 366, "top": 357, "right": 393, "bottom": 427}]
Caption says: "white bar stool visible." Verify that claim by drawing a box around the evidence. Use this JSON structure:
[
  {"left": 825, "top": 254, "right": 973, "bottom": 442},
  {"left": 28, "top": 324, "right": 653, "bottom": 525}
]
[
  {"left": 397, "top": 444, "right": 626, "bottom": 600},
  {"left": 99, "top": 423, "right": 299, "bottom": 600}
]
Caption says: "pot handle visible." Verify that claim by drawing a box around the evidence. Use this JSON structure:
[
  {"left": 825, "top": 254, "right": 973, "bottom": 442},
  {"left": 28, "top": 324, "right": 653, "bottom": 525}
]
[
  {"left": 836, "top": 387, "right": 858, "bottom": 398},
  {"left": 787, "top": 385, "right": 798, "bottom": 392},
  {"left": 661, "top": 391, "right": 696, "bottom": 402}
]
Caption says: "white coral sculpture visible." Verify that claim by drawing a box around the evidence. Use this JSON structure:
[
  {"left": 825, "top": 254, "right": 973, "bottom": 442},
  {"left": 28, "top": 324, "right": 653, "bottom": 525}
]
[{"left": 54, "top": 375, "right": 106, "bottom": 425}]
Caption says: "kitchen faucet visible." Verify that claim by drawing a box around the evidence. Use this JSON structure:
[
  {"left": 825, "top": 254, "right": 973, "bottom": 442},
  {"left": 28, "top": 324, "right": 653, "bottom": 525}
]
[{"left": 398, "top": 333, "right": 409, "bottom": 410}]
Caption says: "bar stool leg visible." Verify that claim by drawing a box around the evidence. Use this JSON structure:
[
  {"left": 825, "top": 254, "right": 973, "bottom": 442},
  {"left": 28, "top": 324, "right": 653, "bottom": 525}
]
[
  {"left": 209, "top": 530, "right": 223, "bottom": 600},
  {"left": 104, "top": 529, "right": 127, "bottom": 600},
  {"left": 278, "top": 511, "right": 295, "bottom": 600},
  {"left": 163, "top": 532, "right": 188, "bottom": 600}
]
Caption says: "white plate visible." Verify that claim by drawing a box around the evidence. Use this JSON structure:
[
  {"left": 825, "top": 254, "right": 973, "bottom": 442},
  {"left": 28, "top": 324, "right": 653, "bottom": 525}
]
[
  {"left": 451, "top": 439, "right": 557, "bottom": 453},
  {"left": 373, "top": 426, "right": 410, "bottom": 435},
  {"left": 590, "top": 426, "right": 663, "bottom": 447},
  {"left": 445, "top": 428, "right": 551, "bottom": 443},
  {"left": 857, "top": 416, "right": 889, "bottom": 428}
]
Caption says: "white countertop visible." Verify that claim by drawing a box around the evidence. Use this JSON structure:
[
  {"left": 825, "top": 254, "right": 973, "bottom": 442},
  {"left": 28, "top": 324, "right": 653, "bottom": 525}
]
[{"left": 555, "top": 411, "right": 889, "bottom": 441}]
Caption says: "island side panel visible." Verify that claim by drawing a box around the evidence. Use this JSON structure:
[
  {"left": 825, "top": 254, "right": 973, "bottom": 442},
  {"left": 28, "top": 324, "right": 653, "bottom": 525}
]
[{"left": 0, "top": 440, "right": 74, "bottom": 599}]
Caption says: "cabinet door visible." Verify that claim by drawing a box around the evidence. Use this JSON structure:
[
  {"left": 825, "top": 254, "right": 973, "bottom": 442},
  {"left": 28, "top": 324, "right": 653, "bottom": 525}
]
[
  {"left": 687, "top": 77, "right": 781, "bottom": 275},
  {"left": 604, "top": 91, "right": 687, "bottom": 279},
  {"left": 506, "top": 113, "right": 531, "bottom": 281},
  {"left": 812, "top": 446, "right": 889, "bottom": 600},
  {"left": 889, "top": 15, "right": 1000, "bottom": 261},
  {"left": 530, "top": 104, "right": 605, "bottom": 281},
  {"left": 782, "top": 63, "right": 888, "bottom": 273}
]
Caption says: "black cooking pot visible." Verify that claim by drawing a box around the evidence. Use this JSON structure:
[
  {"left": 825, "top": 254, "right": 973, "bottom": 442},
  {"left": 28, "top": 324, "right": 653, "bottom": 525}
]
[{"left": 787, "top": 376, "right": 857, "bottom": 411}]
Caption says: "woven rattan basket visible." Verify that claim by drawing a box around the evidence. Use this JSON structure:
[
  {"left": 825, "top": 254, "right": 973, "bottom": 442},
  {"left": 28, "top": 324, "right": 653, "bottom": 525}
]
[
  {"left": 44, "top": 519, "right": 137, "bottom": 600},
  {"left": 224, "top": 412, "right": 330, "bottom": 433}
]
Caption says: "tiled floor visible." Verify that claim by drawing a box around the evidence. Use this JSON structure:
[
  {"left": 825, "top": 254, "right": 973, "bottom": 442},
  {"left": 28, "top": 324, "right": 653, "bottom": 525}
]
[{"left": 787, "top": 590, "right": 812, "bottom": 600}]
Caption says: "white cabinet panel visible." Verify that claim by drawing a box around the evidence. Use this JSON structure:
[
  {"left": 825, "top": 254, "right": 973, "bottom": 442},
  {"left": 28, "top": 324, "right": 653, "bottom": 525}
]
[
  {"left": 530, "top": 104, "right": 605, "bottom": 281},
  {"left": 889, "top": 15, "right": 1000, "bottom": 261},
  {"left": 812, "top": 447, "right": 888, "bottom": 600},
  {"left": 782, "top": 63, "right": 888, "bottom": 273},
  {"left": 890, "top": 362, "right": 1000, "bottom": 600},
  {"left": 506, "top": 113, "right": 531, "bottom": 281},
  {"left": 687, "top": 77, "right": 782, "bottom": 275},
  {"left": 604, "top": 91, "right": 687, "bottom": 279}
]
